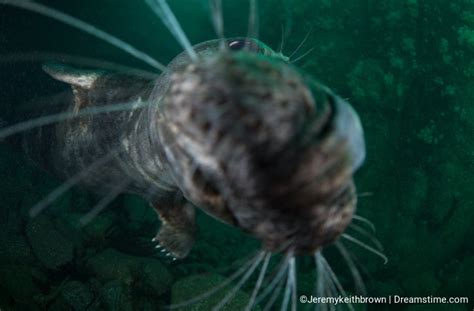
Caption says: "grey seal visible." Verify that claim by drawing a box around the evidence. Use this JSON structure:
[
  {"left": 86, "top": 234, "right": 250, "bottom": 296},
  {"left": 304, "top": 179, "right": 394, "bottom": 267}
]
[{"left": 22, "top": 37, "right": 365, "bottom": 259}]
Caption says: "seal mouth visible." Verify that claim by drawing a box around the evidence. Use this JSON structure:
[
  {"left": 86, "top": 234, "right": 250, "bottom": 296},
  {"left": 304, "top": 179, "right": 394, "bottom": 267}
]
[
  {"left": 220, "top": 95, "right": 364, "bottom": 255},
  {"left": 158, "top": 49, "right": 365, "bottom": 255}
]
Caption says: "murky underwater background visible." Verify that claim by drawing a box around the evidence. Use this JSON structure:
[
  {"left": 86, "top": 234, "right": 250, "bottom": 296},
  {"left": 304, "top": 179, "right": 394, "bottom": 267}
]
[{"left": 0, "top": 0, "right": 473, "bottom": 310}]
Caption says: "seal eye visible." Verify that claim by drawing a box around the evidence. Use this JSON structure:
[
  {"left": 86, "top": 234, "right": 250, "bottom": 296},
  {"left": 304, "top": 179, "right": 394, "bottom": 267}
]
[
  {"left": 228, "top": 39, "right": 260, "bottom": 52},
  {"left": 228, "top": 39, "right": 247, "bottom": 51}
]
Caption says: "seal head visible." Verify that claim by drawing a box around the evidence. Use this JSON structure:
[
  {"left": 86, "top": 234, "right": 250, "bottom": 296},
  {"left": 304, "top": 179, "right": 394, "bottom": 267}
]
[{"left": 157, "top": 40, "right": 365, "bottom": 255}]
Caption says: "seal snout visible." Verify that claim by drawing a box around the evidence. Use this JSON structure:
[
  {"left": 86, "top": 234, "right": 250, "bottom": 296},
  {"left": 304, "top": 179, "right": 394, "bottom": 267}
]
[{"left": 158, "top": 51, "right": 366, "bottom": 255}]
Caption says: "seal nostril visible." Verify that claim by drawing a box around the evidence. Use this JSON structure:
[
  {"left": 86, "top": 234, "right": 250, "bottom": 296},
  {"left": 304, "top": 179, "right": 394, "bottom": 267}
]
[
  {"left": 192, "top": 168, "right": 220, "bottom": 197},
  {"left": 203, "top": 121, "right": 211, "bottom": 131},
  {"left": 216, "top": 97, "right": 226, "bottom": 106}
]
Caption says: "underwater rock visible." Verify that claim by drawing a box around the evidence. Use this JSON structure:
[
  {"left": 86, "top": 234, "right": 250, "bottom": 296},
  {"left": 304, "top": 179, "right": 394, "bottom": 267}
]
[
  {"left": 99, "top": 280, "right": 133, "bottom": 311},
  {"left": 0, "top": 232, "right": 35, "bottom": 265},
  {"left": 81, "top": 212, "right": 115, "bottom": 242},
  {"left": 54, "top": 213, "right": 85, "bottom": 251},
  {"left": 171, "top": 273, "right": 262, "bottom": 310},
  {"left": 48, "top": 298, "right": 70, "bottom": 311},
  {"left": 87, "top": 249, "right": 134, "bottom": 285},
  {"left": 87, "top": 248, "right": 172, "bottom": 296},
  {"left": 60, "top": 280, "right": 94, "bottom": 311},
  {"left": 139, "top": 259, "right": 174, "bottom": 297},
  {"left": 25, "top": 215, "right": 74, "bottom": 270},
  {"left": 0, "top": 264, "right": 41, "bottom": 304}
]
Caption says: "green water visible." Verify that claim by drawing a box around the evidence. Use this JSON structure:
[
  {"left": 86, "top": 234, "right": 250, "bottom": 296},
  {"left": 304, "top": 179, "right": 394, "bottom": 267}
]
[{"left": 0, "top": 0, "right": 473, "bottom": 310}]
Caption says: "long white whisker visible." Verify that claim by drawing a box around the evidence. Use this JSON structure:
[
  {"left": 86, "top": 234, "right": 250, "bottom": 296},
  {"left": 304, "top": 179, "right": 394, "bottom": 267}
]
[
  {"left": 212, "top": 251, "right": 267, "bottom": 311},
  {"left": 254, "top": 253, "right": 291, "bottom": 305},
  {"left": 145, "top": 0, "right": 198, "bottom": 61},
  {"left": 278, "top": 24, "right": 288, "bottom": 54},
  {"left": 79, "top": 179, "right": 130, "bottom": 226},
  {"left": 290, "top": 257, "right": 297, "bottom": 311},
  {"left": 280, "top": 256, "right": 294, "bottom": 311},
  {"left": 29, "top": 149, "right": 120, "bottom": 218},
  {"left": 167, "top": 251, "right": 263, "bottom": 309},
  {"left": 357, "top": 192, "right": 374, "bottom": 198},
  {"left": 290, "top": 47, "right": 315, "bottom": 64},
  {"left": 289, "top": 27, "right": 312, "bottom": 59},
  {"left": 263, "top": 266, "right": 288, "bottom": 311},
  {"left": 314, "top": 251, "right": 328, "bottom": 311},
  {"left": 1, "top": 0, "right": 166, "bottom": 72},
  {"left": 352, "top": 215, "right": 376, "bottom": 232},
  {"left": 335, "top": 241, "right": 366, "bottom": 295},
  {"left": 247, "top": 0, "right": 259, "bottom": 40},
  {"left": 0, "top": 52, "right": 160, "bottom": 79},
  {"left": 319, "top": 255, "right": 355, "bottom": 311},
  {"left": 328, "top": 294, "right": 336, "bottom": 311},
  {"left": 342, "top": 234, "right": 388, "bottom": 264},
  {"left": 349, "top": 223, "right": 384, "bottom": 251},
  {"left": 0, "top": 100, "right": 152, "bottom": 140},
  {"left": 322, "top": 262, "right": 336, "bottom": 311},
  {"left": 209, "top": 0, "right": 226, "bottom": 50},
  {"left": 244, "top": 252, "right": 271, "bottom": 311}
]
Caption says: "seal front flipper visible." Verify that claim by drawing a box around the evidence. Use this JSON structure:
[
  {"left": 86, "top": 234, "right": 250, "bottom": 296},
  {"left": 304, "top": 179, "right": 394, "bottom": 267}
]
[{"left": 151, "top": 194, "right": 196, "bottom": 259}]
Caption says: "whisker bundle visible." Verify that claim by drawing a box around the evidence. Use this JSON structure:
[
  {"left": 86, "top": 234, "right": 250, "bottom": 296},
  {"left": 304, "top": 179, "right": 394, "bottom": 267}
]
[
  {"left": 212, "top": 251, "right": 267, "bottom": 311},
  {"left": 342, "top": 233, "right": 388, "bottom": 264},
  {"left": 320, "top": 255, "right": 355, "bottom": 311},
  {"left": 29, "top": 148, "right": 121, "bottom": 218},
  {"left": 168, "top": 251, "right": 264, "bottom": 309},
  {"left": 247, "top": 0, "right": 259, "bottom": 40},
  {"left": 290, "top": 46, "right": 315, "bottom": 64},
  {"left": 145, "top": 0, "right": 198, "bottom": 61},
  {"left": 244, "top": 252, "right": 271, "bottom": 311},
  {"left": 209, "top": 0, "right": 226, "bottom": 49},
  {"left": 335, "top": 241, "right": 366, "bottom": 295},
  {"left": 0, "top": 100, "right": 152, "bottom": 140},
  {"left": 352, "top": 214, "right": 376, "bottom": 232},
  {"left": 79, "top": 178, "right": 131, "bottom": 226},
  {"left": 1, "top": 0, "right": 166, "bottom": 71},
  {"left": 289, "top": 27, "right": 313, "bottom": 59},
  {"left": 0, "top": 52, "right": 160, "bottom": 80},
  {"left": 255, "top": 253, "right": 291, "bottom": 306},
  {"left": 349, "top": 223, "right": 384, "bottom": 251}
]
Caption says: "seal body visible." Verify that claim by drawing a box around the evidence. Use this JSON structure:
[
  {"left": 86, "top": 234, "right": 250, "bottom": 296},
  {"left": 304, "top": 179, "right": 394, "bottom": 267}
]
[
  {"left": 24, "top": 66, "right": 171, "bottom": 196},
  {"left": 22, "top": 38, "right": 366, "bottom": 258}
]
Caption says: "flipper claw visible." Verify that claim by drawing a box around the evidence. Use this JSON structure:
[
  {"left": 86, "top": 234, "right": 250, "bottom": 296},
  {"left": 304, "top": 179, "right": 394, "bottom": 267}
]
[{"left": 150, "top": 199, "right": 196, "bottom": 259}]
